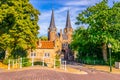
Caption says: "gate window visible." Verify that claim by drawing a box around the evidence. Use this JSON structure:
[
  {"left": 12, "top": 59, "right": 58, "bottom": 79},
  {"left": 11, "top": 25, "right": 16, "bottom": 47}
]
[
  {"left": 44, "top": 53, "right": 50, "bottom": 58},
  {"left": 31, "top": 52, "right": 36, "bottom": 57}
]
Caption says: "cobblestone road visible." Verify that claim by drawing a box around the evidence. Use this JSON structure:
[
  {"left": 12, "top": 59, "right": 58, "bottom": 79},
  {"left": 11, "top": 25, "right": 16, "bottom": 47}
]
[{"left": 0, "top": 68, "right": 120, "bottom": 80}]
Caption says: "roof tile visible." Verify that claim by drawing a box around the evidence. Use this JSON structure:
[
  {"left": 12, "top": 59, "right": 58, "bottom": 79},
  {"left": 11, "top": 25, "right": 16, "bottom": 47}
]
[{"left": 37, "top": 41, "right": 54, "bottom": 49}]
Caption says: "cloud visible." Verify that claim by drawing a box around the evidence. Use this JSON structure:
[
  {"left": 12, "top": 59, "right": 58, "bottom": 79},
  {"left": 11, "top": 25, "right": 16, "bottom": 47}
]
[
  {"left": 65, "top": 0, "right": 91, "bottom": 6},
  {"left": 36, "top": 0, "right": 103, "bottom": 36},
  {"left": 38, "top": 6, "right": 86, "bottom": 36},
  {"left": 56, "top": 7, "right": 68, "bottom": 13}
]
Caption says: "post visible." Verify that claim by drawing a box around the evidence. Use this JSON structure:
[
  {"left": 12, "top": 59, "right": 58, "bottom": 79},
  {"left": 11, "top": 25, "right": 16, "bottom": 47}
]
[
  {"left": 62, "top": 61, "right": 64, "bottom": 69},
  {"left": 32, "top": 56, "right": 34, "bottom": 66},
  {"left": 109, "top": 48, "right": 112, "bottom": 72},
  {"left": 65, "top": 61, "right": 66, "bottom": 71},
  {"left": 16, "top": 59, "right": 17, "bottom": 68},
  {"left": 20, "top": 58, "right": 22, "bottom": 69},
  {"left": 108, "top": 42, "right": 112, "bottom": 72},
  {"left": 42, "top": 57, "right": 44, "bottom": 67},
  {"left": 12, "top": 60, "right": 14, "bottom": 69},
  {"left": 8, "top": 59, "right": 10, "bottom": 70},
  {"left": 60, "top": 59, "right": 61, "bottom": 69},
  {"left": 54, "top": 59, "right": 55, "bottom": 69}
]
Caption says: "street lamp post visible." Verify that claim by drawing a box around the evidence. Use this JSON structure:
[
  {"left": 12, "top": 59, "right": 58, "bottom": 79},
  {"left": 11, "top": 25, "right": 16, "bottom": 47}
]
[{"left": 108, "top": 43, "right": 112, "bottom": 72}]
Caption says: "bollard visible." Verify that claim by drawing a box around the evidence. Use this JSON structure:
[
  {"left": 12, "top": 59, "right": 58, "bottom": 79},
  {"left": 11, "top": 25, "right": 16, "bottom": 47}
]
[
  {"left": 12, "top": 60, "right": 14, "bottom": 69},
  {"left": 42, "top": 57, "right": 44, "bottom": 67},
  {"left": 65, "top": 61, "right": 66, "bottom": 71},
  {"left": 54, "top": 59, "right": 55, "bottom": 69},
  {"left": 20, "top": 58, "right": 22, "bottom": 69},
  {"left": 60, "top": 59, "right": 61, "bottom": 69},
  {"left": 32, "top": 57, "right": 34, "bottom": 66},
  {"left": 16, "top": 59, "right": 17, "bottom": 68},
  {"left": 8, "top": 59, "right": 10, "bottom": 70}
]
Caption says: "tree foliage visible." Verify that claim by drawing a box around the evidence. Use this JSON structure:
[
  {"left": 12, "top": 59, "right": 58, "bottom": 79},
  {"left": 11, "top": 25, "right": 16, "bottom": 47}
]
[
  {"left": 39, "top": 36, "right": 48, "bottom": 41},
  {"left": 71, "top": 26, "right": 103, "bottom": 63},
  {"left": 0, "top": 0, "right": 40, "bottom": 59},
  {"left": 71, "top": 0, "right": 120, "bottom": 63}
]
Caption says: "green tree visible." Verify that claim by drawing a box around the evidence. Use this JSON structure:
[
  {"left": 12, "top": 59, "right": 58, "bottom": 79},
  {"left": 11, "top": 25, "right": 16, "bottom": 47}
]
[
  {"left": 74, "top": 0, "right": 120, "bottom": 62},
  {"left": 39, "top": 36, "right": 48, "bottom": 41},
  {"left": 71, "top": 26, "right": 102, "bottom": 63},
  {"left": 0, "top": 0, "right": 40, "bottom": 59}
]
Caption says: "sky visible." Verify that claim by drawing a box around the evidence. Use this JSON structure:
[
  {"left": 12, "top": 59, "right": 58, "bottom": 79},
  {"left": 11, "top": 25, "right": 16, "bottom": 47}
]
[{"left": 30, "top": 0, "right": 119, "bottom": 37}]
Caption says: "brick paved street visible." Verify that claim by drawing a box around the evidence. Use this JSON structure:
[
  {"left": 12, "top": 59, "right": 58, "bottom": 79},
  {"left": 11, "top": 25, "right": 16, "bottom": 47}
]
[{"left": 0, "top": 67, "right": 120, "bottom": 80}]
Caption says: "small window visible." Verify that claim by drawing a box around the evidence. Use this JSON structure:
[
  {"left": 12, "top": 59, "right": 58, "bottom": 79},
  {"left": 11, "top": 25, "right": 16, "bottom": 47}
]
[
  {"left": 31, "top": 53, "right": 33, "bottom": 57},
  {"left": 44, "top": 53, "right": 50, "bottom": 58},
  {"left": 31, "top": 52, "right": 36, "bottom": 57},
  {"left": 34, "top": 53, "right": 36, "bottom": 56}
]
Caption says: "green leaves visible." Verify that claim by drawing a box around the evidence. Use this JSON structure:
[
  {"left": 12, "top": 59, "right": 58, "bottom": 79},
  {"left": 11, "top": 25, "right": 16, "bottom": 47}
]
[
  {"left": 72, "top": 0, "right": 120, "bottom": 62},
  {"left": 0, "top": 0, "right": 40, "bottom": 58}
]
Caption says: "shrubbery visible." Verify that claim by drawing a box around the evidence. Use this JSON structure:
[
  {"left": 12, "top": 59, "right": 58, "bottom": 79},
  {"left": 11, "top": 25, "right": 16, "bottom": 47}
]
[
  {"left": 55, "top": 54, "right": 60, "bottom": 68},
  {"left": 34, "top": 61, "right": 47, "bottom": 66},
  {"left": 22, "top": 58, "right": 32, "bottom": 67}
]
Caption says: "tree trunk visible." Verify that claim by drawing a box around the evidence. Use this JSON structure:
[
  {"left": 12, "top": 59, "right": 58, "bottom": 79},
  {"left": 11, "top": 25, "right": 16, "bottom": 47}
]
[
  {"left": 102, "top": 43, "right": 107, "bottom": 62},
  {"left": 5, "top": 50, "right": 8, "bottom": 59}
]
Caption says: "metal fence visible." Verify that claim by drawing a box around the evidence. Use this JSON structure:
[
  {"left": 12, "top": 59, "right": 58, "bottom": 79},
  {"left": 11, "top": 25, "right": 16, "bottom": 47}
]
[{"left": 7, "top": 57, "right": 67, "bottom": 71}]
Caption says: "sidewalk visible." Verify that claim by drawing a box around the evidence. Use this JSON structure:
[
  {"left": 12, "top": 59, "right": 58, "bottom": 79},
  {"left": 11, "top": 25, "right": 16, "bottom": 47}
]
[
  {"left": 85, "top": 65, "right": 120, "bottom": 74},
  {"left": 0, "top": 65, "right": 87, "bottom": 74}
]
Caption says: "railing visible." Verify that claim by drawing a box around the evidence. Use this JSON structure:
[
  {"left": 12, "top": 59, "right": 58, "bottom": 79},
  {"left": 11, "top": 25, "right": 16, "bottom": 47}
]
[{"left": 7, "top": 57, "right": 67, "bottom": 71}]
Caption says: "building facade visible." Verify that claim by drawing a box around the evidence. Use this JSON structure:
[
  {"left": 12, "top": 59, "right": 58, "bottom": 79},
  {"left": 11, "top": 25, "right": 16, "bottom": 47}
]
[
  {"left": 48, "top": 10, "right": 74, "bottom": 60},
  {"left": 28, "top": 10, "right": 74, "bottom": 62}
]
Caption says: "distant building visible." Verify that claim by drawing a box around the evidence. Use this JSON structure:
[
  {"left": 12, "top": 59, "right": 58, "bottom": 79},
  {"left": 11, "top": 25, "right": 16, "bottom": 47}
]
[{"left": 28, "top": 10, "right": 74, "bottom": 63}]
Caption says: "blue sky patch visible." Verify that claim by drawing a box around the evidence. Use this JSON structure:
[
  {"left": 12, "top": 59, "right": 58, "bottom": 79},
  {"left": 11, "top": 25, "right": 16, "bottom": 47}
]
[{"left": 30, "top": 0, "right": 119, "bottom": 36}]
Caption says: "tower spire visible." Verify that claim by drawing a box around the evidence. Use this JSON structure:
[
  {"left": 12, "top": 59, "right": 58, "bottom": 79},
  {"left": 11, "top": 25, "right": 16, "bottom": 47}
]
[
  {"left": 65, "top": 10, "right": 72, "bottom": 28},
  {"left": 48, "top": 10, "right": 57, "bottom": 41},
  {"left": 49, "top": 9, "right": 56, "bottom": 28}
]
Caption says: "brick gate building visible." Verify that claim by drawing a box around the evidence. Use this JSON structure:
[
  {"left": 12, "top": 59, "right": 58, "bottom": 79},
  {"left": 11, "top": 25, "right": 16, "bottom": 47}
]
[{"left": 28, "top": 10, "right": 74, "bottom": 62}]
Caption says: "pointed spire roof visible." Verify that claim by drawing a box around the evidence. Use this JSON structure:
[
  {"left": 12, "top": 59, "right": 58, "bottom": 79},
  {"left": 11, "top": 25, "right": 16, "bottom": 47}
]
[
  {"left": 65, "top": 10, "right": 72, "bottom": 28},
  {"left": 49, "top": 10, "right": 56, "bottom": 28}
]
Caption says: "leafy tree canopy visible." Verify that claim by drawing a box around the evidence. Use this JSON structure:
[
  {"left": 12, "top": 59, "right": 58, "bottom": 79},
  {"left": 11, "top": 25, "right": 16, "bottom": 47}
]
[
  {"left": 0, "top": 0, "right": 40, "bottom": 58},
  {"left": 39, "top": 36, "right": 48, "bottom": 41},
  {"left": 72, "top": 0, "right": 120, "bottom": 62}
]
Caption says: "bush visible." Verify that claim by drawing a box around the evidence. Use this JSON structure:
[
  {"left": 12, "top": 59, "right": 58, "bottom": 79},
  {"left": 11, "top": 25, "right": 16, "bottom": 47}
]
[
  {"left": 55, "top": 60, "right": 60, "bottom": 67},
  {"left": 3, "top": 58, "right": 14, "bottom": 65},
  {"left": 3, "top": 57, "right": 32, "bottom": 67},
  {"left": 22, "top": 58, "right": 32, "bottom": 67},
  {"left": 3, "top": 58, "right": 9, "bottom": 65},
  {"left": 22, "top": 61, "right": 32, "bottom": 67},
  {"left": 34, "top": 61, "right": 47, "bottom": 66},
  {"left": 80, "top": 56, "right": 106, "bottom": 65},
  {"left": 55, "top": 54, "right": 60, "bottom": 67}
]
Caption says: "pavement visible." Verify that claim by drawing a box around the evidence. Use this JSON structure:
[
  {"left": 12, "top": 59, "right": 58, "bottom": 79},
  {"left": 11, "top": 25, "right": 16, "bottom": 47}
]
[
  {"left": 0, "top": 66, "right": 87, "bottom": 74},
  {"left": 85, "top": 65, "right": 120, "bottom": 74},
  {"left": 0, "top": 64, "right": 120, "bottom": 80},
  {"left": 67, "top": 62, "right": 120, "bottom": 74}
]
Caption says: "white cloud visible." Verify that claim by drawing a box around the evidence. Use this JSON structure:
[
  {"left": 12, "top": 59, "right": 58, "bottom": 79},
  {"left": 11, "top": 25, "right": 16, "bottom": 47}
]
[
  {"left": 56, "top": 7, "right": 68, "bottom": 13},
  {"left": 38, "top": 7, "right": 85, "bottom": 36},
  {"left": 38, "top": 0, "right": 102, "bottom": 36},
  {"left": 39, "top": 11, "right": 51, "bottom": 21},
  {"left": 65, "top": 0, "right": 91, "bottom": 6},
  {"left": 38, "top": 22, "right": 49, "bottom": 36}
]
